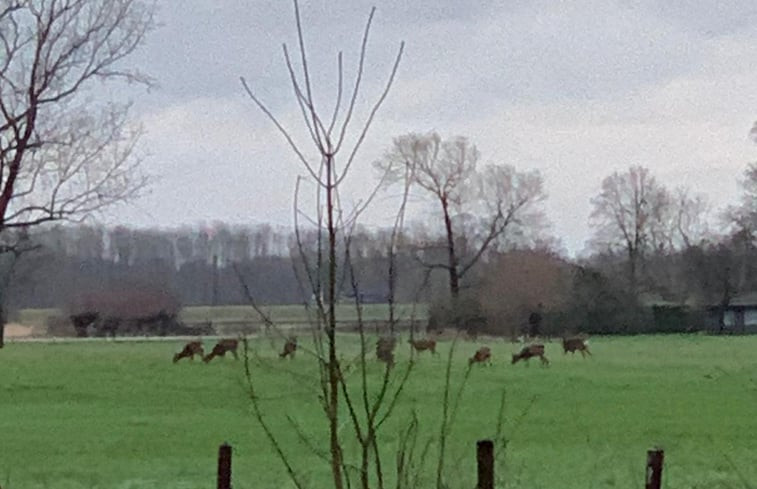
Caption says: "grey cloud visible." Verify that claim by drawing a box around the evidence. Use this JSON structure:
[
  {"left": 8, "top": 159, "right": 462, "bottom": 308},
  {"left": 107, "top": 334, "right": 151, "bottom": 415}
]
[
  {"left": 104, "top": 1, "right": 757, "bottom": 255},
  {"left": 632, "top": 0, "right": 757, "bottom": 38},
  {"left": 132, "top": 1, "right": 727, "bottom": 117}
]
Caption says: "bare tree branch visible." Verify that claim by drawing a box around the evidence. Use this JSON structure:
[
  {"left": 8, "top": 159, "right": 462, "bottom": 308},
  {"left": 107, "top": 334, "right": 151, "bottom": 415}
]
[
  {"left": 241, "top": 1, "right": 406, "bottom": 487},
  {"left": 240, "top": 77, "right": 323, "bottom": 185}
]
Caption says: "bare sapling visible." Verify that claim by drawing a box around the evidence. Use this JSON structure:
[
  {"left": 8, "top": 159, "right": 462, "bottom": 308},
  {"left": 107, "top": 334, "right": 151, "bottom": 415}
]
[
  {"left": 238, "top": 1, "right": 406, "bottom": 488},
  {"left": 238, "top": 2, "right": 509, "bottom": 487}
]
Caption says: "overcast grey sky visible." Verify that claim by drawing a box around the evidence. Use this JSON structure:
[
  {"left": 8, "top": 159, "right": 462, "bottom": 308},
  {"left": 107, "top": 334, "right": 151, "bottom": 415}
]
[{"left": 108, "top": 0, "right": 757, "bottom": 255}]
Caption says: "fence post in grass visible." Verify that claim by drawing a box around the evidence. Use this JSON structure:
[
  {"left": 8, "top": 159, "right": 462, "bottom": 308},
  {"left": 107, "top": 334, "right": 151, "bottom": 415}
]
[
  {"left": 217, "top": 442, "right": 232, "bottom": 489},
  {"left": 645, "top": 448, "right": 664, "bottom": 489},
  {"left": 477, "top": 439, "right": 494, "bottom": 489}
]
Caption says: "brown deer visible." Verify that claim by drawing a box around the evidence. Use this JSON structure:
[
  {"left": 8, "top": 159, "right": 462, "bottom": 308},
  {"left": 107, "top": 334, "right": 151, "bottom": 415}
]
[
  {"left": 408, "top": 338, "right": 437, "bottom": 355},
  {"left": 562, "top": 336, "right": 591, "bottom": 357},
  {"left": 173, "top": 341, "right": 204, "bottom": 363},
  {"left": 203, "top": 338, "right": 239, "bottom": 363},
  {"left": 511, "top": 344, "right": 549, "bottom": 366},
  {"left": 469, "top": 346, "right": 492, "bottom": 366},
  {"left": 376, "top": 336, "right": 397, "bottom": 366},
  {"left": 279, "top": 336, "right": 298, "bottom": 359}
]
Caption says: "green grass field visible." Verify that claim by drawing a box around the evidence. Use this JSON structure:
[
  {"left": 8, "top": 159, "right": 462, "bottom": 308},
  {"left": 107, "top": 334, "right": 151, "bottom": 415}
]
[{"left": 2, "top": 335, "right": 757, "bottom": 488}]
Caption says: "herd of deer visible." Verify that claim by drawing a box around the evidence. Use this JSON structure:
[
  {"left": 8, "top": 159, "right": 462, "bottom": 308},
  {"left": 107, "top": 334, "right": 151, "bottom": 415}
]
[
  {"left": 380, "top": 336, "right": 591, "bottom": 367},
  {"left": 173, "top": 335, "right": 590, "bottom": 367},
  {"left": 172, "top": 336, "right": 299, "bottom": 363}
]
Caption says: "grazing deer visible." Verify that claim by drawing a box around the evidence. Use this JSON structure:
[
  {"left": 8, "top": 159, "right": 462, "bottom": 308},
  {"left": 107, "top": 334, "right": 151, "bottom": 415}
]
[
  {"left": 203, "top": 338, "right": 239, "bottom": 363},
  {"left": 562, "top": 336, "right": 591, "bottom": 357},
  {"left": 376, "top": 336, "right": 397, "bottom": 366},
  {"left": 511, "top": 344, "right": 549, "bottom": 366},
  {"left": 469, "top": 346, "right": 492, "bottom": 366},
  {"left": 280, "top": 336, "right": 298, "bottom": 359},
  {"left": 173, "top": 341, "right": 204, "bottom": 363},
  {"left": 408, "top": 338, "right": 437, "bottom": 355}
]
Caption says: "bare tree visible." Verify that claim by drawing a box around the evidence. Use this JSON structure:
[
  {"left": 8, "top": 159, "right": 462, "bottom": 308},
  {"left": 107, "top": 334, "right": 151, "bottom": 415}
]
[
  {"left": 376, "top": 132, "right": 546, "bottom": 301},
  {"left": 723, "top": 162, "right": 757, "bottom": 241},
  {"left": 670, "top": 187, "right": 710, "bottom": 249},
  {"left": 589, "top": 165, "right": 670, "bottom": 294},
  {"left": 240, "top": 2, "right": 407, "bottom": 488},
  {"left": 0, "top": 0, "right": 156, "bottom": 347},
  {"left": 636, "top": 186, "right": 710, "bottom": 305},
  {"left": 238, "top": 5, "right": 506, "bottom": 488}
]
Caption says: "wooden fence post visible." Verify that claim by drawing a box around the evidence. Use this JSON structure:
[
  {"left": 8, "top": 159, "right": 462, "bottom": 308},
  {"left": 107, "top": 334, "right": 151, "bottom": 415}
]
[
  {"left": 217, "top": 442, "right": 232, "bottom": 489},
  {"left": 645, "top": 448, "right": 664, "bottom": 489},
  {"left": 477, "top": 439, "right": 494, "bottom": 489}
]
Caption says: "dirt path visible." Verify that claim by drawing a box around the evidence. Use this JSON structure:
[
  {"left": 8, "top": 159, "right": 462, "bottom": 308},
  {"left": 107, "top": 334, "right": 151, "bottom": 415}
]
[{"left": 5, "top": 323, "right": 34, "bottom": 338}]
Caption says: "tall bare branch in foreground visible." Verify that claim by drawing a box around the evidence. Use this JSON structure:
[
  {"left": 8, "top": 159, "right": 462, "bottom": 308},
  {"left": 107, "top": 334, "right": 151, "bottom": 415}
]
[{"left": 241, "top": 2, "right": 404, "bottom": 488}]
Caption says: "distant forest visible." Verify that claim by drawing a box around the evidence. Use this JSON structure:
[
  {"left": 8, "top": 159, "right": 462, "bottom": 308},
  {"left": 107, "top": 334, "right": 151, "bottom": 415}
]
[
  {"left": 4, "top": 222, "right": 449, "bottom": 311},
  {"left": 6, "top": 210, "right": 757, "bottom": 336}
]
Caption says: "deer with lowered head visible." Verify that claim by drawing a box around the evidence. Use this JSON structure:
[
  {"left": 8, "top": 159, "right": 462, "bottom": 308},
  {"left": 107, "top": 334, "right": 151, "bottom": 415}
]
[
  {"left": 408, "top": 338, "right": 437, "bottom": 355},
  {"left": 512, "top": 343, "right": 549, "bottom": 366},
  {"left": 203, "top": 338, "right": 239, "bottom": 363},
  {"left": 173, "top": 341, "right": 204, "bottom": 363},
  {"left": 562, "top": 336, "right": 591, "bottom": 357},
  {"left": 469, "top": 346, "right": 492, "bottom": 366},
  {"left": 279, "top": 336, "right": 298, "bottom": 359}
]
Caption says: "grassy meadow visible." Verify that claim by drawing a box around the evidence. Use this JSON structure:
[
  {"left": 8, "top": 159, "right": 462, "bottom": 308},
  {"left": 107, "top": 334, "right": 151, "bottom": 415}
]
[{"left": 2, "top": 334, "right": 757, "bottom": 488}]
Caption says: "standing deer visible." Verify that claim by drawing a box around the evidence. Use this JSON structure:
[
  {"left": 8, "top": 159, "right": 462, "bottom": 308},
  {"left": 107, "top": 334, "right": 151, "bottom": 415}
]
[
  {"left": 173, "top": 341, "right": 204, "bottom": 363},
  {"left": 511, "top": 344, "right": 549, "bottom": 366},
  {"left": 376, "top": 336, "right": 397, "bottom": 366},
  {"left": 562, "top": 336, "right": 591, "bottom": 357},
  {"left": 408, "top": 338, "right": 437, "bottom": 355},
  {"left": 280, "top": 336, "right": 298, "bottom": 359},
  {"left": 469, "top": 346, "right": 492, "bottom": 366},
  {"left": 203, "top": 338, "right": 239, "bottom": 363}
]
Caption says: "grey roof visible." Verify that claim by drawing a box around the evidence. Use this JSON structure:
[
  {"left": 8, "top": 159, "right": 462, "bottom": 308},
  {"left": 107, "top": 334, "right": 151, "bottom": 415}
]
[{"left": 729, "top": 292, "right": 757, "bottom": 307}]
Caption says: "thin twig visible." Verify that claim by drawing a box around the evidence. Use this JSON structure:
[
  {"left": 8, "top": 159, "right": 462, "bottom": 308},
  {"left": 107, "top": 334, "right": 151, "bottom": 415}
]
[
  {"left": 336, "top": 42, "right": 404, "bottom": 186},
  {"left": 241, "top": 338, "right": 306, "bottom": 489}
]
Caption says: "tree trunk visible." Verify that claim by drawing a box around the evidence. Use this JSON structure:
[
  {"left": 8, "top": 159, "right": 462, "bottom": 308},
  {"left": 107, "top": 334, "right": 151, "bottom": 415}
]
[
  {"left": 628, "top": 248, "right": 638, "bottom": 296},
  {"left": 0, "top": 295, "right": 5, "bottom": 349},
  {"left": 718, "top": 268, "right": 732, "bottom": 334},
  {"left": 442, "top": 199, "right": 459, "bottom": 299},
  {"left": 326, "top": 155, "right": 345, "bottom": 489}
]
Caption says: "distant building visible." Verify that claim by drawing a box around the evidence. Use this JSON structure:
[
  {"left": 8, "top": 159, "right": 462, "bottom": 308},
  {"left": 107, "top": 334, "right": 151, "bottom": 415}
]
[
  {"left": 705, "top": 291, "right": 757, "bottom": 334},
  {"left": 646, "top": 292, "right": 757, "bottom": 334}
]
